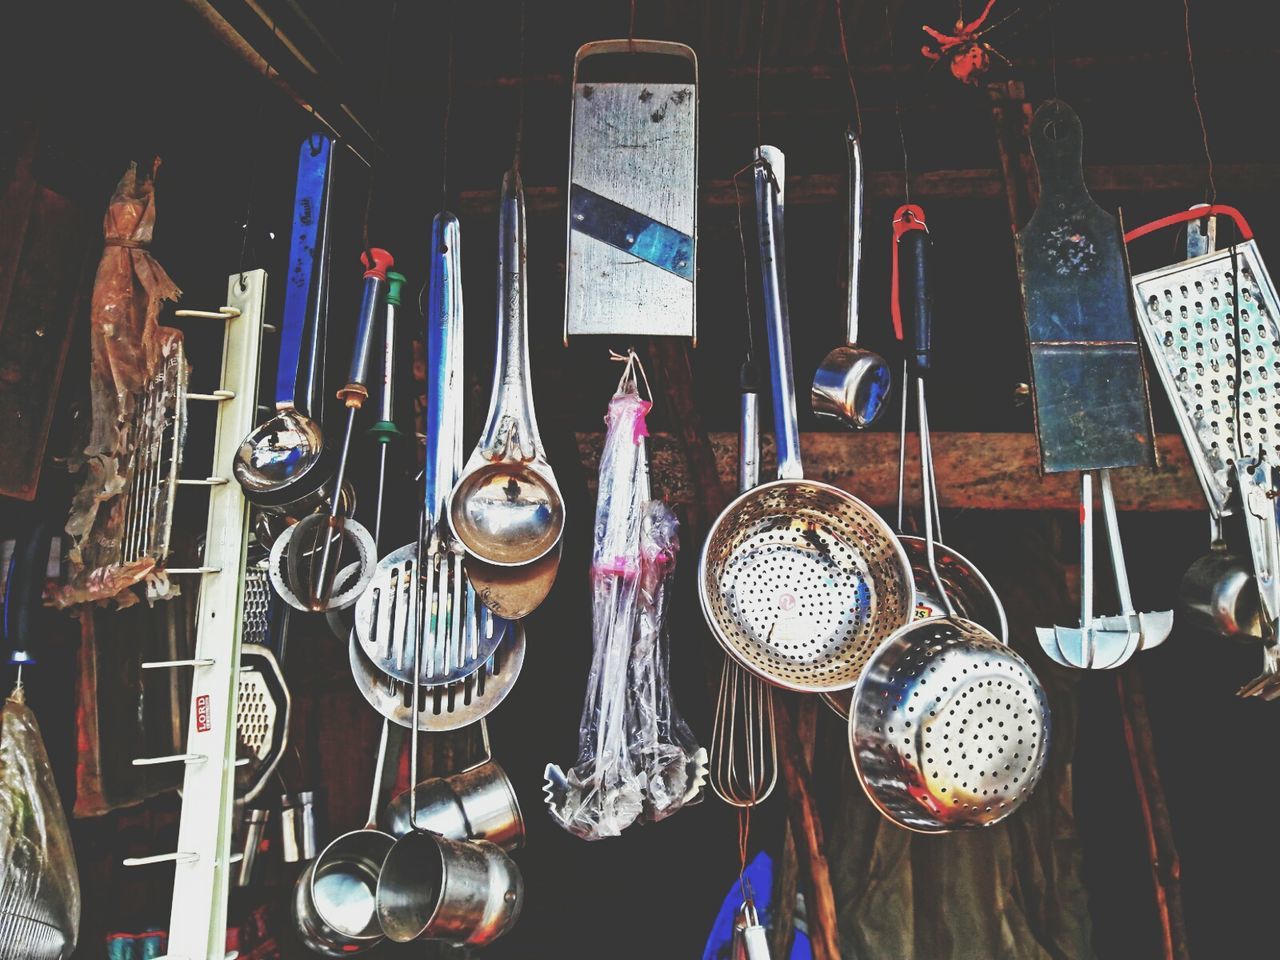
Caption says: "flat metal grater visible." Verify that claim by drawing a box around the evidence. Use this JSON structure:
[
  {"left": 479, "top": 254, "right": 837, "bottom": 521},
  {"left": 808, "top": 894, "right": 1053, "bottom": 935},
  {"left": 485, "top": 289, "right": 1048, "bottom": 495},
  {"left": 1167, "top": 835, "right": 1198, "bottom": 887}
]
[{"left": 1127, "top": 205, "right": 1280, "bottom": 517}]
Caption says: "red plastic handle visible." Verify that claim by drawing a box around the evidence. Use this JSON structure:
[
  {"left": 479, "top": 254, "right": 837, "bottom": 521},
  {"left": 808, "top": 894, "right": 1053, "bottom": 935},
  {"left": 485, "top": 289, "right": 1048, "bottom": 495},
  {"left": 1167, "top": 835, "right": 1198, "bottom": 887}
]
[
  {"left": 1123, "top": 204, "right": 1253, "bottom": 244},
  {"left": 361, "top": 247, "right": 395, "bottom": 280},
  {"left": 891, "top": 204, "right": 928, "bottom": 342}
]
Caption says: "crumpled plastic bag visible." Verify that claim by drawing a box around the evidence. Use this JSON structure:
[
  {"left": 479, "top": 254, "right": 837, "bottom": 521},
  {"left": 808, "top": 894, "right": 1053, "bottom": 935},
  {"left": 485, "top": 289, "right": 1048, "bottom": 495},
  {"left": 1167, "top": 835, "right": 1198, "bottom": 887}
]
[
  {"left": 58, "top": 160, "right": 182, "bottom": 608},
  {"left": 0, "top": 685, "right": 80, "bottom": 957},
  {"left": 545, "top": 355, "right": 704, "bottom": 839}
]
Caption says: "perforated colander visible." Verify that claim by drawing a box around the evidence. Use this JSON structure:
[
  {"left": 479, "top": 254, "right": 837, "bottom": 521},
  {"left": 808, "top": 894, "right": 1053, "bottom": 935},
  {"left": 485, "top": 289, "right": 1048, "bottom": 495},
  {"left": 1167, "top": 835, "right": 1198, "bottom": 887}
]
[
  {"left": 700, "top": 481, "right": 914, "bottom": 691},
  {"left": 849, "top": 616, "right": 1049, "bottom": 832}
]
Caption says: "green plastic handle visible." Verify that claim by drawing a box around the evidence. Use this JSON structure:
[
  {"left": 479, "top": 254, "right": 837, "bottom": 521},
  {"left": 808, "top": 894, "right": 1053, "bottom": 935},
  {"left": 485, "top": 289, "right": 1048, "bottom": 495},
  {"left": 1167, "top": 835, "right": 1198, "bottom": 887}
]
[{"left": 386, "top": 270, "right": 406, "bottom": 308}]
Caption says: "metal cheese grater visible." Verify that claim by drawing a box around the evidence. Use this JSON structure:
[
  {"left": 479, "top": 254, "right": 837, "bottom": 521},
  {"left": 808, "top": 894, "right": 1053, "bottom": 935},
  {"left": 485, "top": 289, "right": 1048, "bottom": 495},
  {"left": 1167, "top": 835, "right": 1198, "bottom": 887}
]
[
  {"left": 1126, "top": 205, "right": 1280, "bottom": 517},
  {"left": 564, "top": 40, "right": 698, "bottom": 341}
]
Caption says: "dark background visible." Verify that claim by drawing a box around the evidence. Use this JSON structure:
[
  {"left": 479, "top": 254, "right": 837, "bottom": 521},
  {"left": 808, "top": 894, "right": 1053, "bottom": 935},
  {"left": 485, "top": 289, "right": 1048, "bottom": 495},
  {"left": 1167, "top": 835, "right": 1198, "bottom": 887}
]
[{"left": 1, "top": 0, "right": 1277, "bottom": 957}]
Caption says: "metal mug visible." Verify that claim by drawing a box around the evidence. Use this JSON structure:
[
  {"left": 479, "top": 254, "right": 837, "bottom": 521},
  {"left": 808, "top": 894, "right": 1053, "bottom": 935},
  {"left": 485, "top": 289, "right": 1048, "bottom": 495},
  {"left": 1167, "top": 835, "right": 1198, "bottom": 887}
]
[
  {"left": 376, "top": 832, "right": 523, "bottom": 945},
  {"left": 1181, "top": 539, "right": 1263, "bottom": 639},
  {"left": 292, "top": 829, "right": 394, "bottom": 957},
  {"left": 280, "top": 790, "right": 319, "bottom": 863},
  {"left": 381, "top": 760, "right": 524, "bottom": 852}
]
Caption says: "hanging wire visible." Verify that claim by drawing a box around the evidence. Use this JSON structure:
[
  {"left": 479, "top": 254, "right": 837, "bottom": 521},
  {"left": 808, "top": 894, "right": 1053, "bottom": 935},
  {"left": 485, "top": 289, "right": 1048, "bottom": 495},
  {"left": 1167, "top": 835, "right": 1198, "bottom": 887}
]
[
  {"left": 1047, "top": 0, "right": 1059, "bottom": 98},
  {"left": 754, "top": 0, "right": 768, "bottom": 151},
  {"left": 1182, "top": 0, "right": 1217, "bottom": 203},
  {"left": 237, "top": 20, "right": 281, "bottom": 290},
  {"left": 833, "top": 0, "right": 864, "bottom": 137},
  {"left": 736, "top": 806, "right": 753, "bottom": 902},
  {"left": 885, "top": 0, "right": 911, "bottom": 202},
  {"left": 361, "top": 0, "right": 400, "bottom": 268},
  {"left": 629, "top": 0, "right": 638, "bottom": 52},
  {"left": 512, "top": 0, "right": 528, "bottom": 171},
  {"left": 733, "top": 164, "right": 759, "bottom": 366}
]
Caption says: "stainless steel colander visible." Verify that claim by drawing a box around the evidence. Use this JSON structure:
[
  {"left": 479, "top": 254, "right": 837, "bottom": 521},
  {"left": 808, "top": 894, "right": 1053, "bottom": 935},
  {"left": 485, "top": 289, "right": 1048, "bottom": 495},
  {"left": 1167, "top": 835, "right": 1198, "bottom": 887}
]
[
  {"left": 698, "top": 146, "right": 913, "bottom": 693},
  {"left": 848, "top": 379, "right": 1050, "bottom": 831}
]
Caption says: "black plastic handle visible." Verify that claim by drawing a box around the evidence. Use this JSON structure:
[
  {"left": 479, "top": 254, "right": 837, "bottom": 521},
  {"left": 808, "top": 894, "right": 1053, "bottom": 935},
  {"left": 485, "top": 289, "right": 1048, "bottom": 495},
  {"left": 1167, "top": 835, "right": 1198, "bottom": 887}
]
[{"left": 900, "top": 228, "right": 933, "bottom": 374}]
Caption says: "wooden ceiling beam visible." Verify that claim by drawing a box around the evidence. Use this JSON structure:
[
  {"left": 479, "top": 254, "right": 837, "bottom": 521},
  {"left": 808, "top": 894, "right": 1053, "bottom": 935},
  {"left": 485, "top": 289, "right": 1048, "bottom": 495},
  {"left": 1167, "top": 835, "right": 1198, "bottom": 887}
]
[
  {"left": 457, "top": 163, "right": 1276, "bottom": 216},
  {"left": 575, "top": 431, "right": 1206, "bottom": 512}
]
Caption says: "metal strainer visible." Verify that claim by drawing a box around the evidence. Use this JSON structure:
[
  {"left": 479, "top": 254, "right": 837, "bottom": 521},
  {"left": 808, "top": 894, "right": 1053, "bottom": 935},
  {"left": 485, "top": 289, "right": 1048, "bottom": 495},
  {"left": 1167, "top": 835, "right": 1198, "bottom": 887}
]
[
  {"left": 848, "top": 379, "right": 1050, "bottom": 832},
  {"left": 698, "top": 146, "right": 913, "bottom": 693}
]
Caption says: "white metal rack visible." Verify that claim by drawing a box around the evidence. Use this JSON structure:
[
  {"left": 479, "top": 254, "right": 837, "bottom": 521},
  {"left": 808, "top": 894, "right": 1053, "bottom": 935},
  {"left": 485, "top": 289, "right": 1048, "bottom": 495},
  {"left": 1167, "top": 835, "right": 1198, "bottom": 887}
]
[{"left": 121, "top": 271, "right": 267, "bottom": 960}]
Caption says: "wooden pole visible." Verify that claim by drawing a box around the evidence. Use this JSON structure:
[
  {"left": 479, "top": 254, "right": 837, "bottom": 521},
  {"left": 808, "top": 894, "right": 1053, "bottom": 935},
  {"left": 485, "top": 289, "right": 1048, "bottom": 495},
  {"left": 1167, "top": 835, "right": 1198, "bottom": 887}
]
[{"left": 1117, "top": 668, "right": 1192, "bottom": 960}]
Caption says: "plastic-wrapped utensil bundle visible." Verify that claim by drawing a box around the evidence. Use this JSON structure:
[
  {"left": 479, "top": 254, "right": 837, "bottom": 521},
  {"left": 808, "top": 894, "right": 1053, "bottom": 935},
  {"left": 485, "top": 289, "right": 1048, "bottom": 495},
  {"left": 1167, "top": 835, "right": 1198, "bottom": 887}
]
[{"left": 545, "top": 353, "right": 705, "bottom": 839}]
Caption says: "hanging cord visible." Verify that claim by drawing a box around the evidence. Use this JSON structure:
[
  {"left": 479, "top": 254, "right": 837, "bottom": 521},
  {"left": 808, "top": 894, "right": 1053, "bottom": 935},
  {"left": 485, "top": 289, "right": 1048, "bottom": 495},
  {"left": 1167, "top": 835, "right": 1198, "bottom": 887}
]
[
  {"left": 754, "top": 0, "right": 768, "bottom": 151},
  {"left": 441, "top": 1, "right": 456, "bottom": 210},
  {"left": 610, "top": 348, "right": 652, "bottom": 399},
  {"left": 512, "top": 0, "right": 528, "bottom": 171},
  {"left": 833, "top": 0, "right": 864, "bottom": 137},
  {"left": 237, "top": 20, "right": 281, "bottom": 290},
  {"left": 629, "top": 0, "right": 638, "bottom": 52},
  {"left": 885, "top": 1, "right": 911, "bottom": 203},
  {"left": 736, "top": 805, "right": 753, "bottom": 903},
  {"left": 1182, "top": 0, "right": 1217, "bottom": 204},
  {"left": 361, "top": 0, "right": 399, "bottom": 268},
  {"left": 1047, "top": 0, "right": 1058, "bottom": 98}
]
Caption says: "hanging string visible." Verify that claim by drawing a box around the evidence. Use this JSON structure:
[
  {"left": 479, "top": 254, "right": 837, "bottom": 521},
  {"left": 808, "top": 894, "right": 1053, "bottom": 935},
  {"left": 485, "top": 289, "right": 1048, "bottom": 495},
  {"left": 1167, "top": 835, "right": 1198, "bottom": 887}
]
[
  {"left": 361, "top": 0, "right": 399, "bottom": 268},
  {"left": 736, "top": 806, "right": 753, "bottom": 902},
  {"left": 237, "top": 20, "right": 280, "bottom": 289},
  {"left": 754, "top": 0, "right": 768, "bottom": 152},
  {"left": 885, "top": 0, "right": 911, "bottom": 203},
  {"left": 1047, "top": 0, "right": 1058, "bottom": 99},
  {"left": 733, "top": 162, "right": 759, "bottom": 365},
  {"left": 833, "top": 0, "right": 864, "bottom": 137},
  {"left": 512, "top": 0, "right": 528, "bottom": 171},
  {"left": 1182, "top": 0, "right": 1216, "bottom": 204},
  {"left": 629, "top": 0, "right": 638, "bottom": 52},
  {"left": 441, "top": 1, "right": 456, "bottom": 211}
]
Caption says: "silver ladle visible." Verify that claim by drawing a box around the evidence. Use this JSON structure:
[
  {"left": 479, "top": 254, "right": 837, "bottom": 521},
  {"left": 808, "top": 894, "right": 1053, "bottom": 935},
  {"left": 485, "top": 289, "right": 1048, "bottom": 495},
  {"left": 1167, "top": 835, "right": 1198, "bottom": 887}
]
[
  {"left": 235, "top": 135, "right": 336, "bottom": 513},
  {"left": 449, "top": 169, "right": 565, "bottom": 568},
  {"left": 811, "top": 129, "right": 891, "bottom": 428}
]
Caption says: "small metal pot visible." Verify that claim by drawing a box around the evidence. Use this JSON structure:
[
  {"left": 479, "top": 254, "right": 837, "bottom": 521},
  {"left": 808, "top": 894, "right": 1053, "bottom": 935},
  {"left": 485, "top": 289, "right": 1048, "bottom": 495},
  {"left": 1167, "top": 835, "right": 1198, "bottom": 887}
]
[
  {"left": 376, "top": 832, "right": 523, "bottom": 945},
  {"left": 381, "top": 760, "right": 524, "bottom": 852},
  {"left": 1181, "top": 539, "right": 1262, "bottom": 639},
  {"left": 292, "top": 829, "right": 394, "bottom": 956}
]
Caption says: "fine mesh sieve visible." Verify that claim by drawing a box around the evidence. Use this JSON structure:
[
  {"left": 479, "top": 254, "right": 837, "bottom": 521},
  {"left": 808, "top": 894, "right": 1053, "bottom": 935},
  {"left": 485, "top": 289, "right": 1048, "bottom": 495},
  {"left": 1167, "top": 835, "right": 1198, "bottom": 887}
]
[{"left": 698, "top": 146, "right": 913, "bottom": 693}]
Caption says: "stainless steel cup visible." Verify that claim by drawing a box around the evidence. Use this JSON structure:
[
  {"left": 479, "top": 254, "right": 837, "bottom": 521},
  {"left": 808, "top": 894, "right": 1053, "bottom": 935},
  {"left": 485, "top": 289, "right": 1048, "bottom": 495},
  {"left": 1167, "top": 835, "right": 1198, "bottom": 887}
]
[
  {"left": 376, "top": 832, "right": 523, "bottom": 945},
  {"left": 292, "top": 829, "right": 394, "bottom": 956},
  {"left": 381, "top": 760, "right": 524, "bottom": 852}
]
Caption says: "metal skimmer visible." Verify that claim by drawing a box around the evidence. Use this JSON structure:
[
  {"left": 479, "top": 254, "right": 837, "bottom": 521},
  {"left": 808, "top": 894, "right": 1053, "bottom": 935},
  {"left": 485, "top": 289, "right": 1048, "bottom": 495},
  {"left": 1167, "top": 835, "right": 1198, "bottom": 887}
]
[{"left": 699, "top": 147, "right": 913, "bottom": 693}]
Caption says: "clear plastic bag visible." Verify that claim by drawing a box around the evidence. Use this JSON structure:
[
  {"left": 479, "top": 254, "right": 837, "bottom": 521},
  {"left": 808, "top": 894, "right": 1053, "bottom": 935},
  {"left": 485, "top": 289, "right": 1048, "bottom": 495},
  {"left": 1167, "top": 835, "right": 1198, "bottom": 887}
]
[
  {"left": 545, "top": 354, "right": 703, "bottom": 839},
  {"left": 0, "top": 685, "right": 80, "bottom": 958}
]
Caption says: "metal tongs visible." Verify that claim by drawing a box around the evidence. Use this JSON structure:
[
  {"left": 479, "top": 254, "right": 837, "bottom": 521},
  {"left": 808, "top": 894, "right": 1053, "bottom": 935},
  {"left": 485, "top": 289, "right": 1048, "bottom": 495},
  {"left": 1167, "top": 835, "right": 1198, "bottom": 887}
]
[
  {"left": 1037, "top": 470, "right": 1174, "bottom": 669},
  {"left": 1235, "top": 455, "right": 1280, "bottom": 698}
]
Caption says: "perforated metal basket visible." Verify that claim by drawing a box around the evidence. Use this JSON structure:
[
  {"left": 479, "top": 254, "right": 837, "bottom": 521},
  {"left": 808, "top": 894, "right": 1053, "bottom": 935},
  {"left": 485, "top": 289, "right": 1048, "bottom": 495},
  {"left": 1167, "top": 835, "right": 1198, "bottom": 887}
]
[
  {"left": 699, "top": 479, "right": 914, "bottom": 692},
  {"left": 849, "top": 617, "right": 1050, "bottom": 832}
]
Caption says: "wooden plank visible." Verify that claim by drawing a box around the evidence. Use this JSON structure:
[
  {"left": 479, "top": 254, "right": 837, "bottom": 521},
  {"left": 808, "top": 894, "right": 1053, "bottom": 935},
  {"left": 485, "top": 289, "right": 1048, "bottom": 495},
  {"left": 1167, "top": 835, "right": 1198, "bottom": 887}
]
[
  {"left": 459, "top": 163, "right": 1280, "bottom": 216},
  {"left": 575, "top": 431, "right": 1206, "bottom": 512}
]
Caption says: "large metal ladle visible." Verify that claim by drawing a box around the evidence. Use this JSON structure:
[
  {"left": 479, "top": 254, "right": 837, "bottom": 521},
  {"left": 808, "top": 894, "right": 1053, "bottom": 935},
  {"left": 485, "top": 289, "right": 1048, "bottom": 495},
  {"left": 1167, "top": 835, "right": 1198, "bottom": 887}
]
[
  {"left": 449, "top": 169, "right": 565, "bottom": 568},
  {"left": 235, "top": 135, "right": 336, "bottom": 512},
  {"left": 812, "top": 129, "right": 891, "bottom": 428}
]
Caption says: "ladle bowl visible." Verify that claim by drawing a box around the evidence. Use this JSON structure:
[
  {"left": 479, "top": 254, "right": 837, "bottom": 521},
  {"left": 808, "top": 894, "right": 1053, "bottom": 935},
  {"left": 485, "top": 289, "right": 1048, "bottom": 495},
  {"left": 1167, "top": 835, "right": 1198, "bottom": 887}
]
[
  {"left": 234, "top": 408, "right": 334, "bottom": 511},
  {"left": 812, "top": 345, "right": 892, "bottom": 428},
  {"left": 449, "top": 462, "right": 564, "bottom": 567}
]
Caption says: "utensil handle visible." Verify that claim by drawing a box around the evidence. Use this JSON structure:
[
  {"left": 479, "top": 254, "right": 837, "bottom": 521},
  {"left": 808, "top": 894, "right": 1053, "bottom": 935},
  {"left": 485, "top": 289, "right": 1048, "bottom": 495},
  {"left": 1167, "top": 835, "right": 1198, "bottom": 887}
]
[
  {"left": 755, "top": 146, "right": 803, "bottom": 480},
  {"left": 479, "top": 168, "right": 542, "bottom": 460},
  {"left": 276, "top": 136, "right": 332, "bottom": 411},
  {"left": 1123, "top": 204, "right": 1252, "bottom": 244},
  {"left": 424, "top": 215, "right": 462, "bottom": 527},
  {"left": 893, "top": 205, "right": 931, "bottom": 373},
  {"left": 845, "top": 129, "right": 863, "bottom": 346},
  {"left": 375, "top": 272, "right": 406, "bottom": 428},
  {"left": 739, "top": 379, "right": 760, "bottom": 493},
  {"left": 339, "top": 249, "right": 394, "bottom": 409},
  {"left": 301, "top": 140, "right": 335, "bottom": 420}
]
